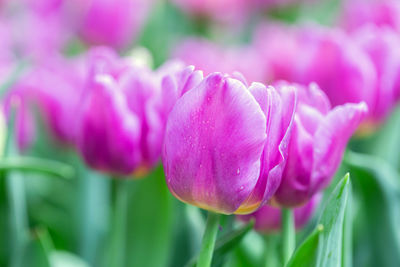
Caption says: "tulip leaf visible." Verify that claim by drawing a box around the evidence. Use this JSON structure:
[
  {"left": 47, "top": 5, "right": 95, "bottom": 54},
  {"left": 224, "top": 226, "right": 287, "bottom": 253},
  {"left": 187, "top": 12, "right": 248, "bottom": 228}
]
[
  {"left": 287, "top": 174, "right": 350, "bottom": 267},
  {"left": 125, "top": 166, "right": 174, "bottom": 267},
  {"left": 21, "top": 228, "right": 52, "bottom": 267},
  {"left": 315, "top": 173, "right": 350, "bottom": 267},
  {"left": 50, "top": 251, "right": 90, "bottom": 267},
  {"left": 185, "top": 221, "right": 254, "bottom": 267},
  {"left": 287, "top": 224, "right": 323, "bottom": 267},
  {"left": 0, "top": 156, "right": 75, "bottom": 179},
  {"left": 345, "top": 151, "right": 400, "bottom": 267}
]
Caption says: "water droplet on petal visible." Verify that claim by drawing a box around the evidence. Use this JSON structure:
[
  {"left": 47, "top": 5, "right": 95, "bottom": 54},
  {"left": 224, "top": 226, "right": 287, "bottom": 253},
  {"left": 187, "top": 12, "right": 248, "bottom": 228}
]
[{"left": 236, "top": 168, "right": 240, "bottom": 175}]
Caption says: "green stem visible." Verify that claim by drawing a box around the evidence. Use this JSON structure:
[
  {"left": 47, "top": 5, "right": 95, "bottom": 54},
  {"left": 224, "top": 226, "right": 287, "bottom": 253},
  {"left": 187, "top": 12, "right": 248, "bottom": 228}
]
[
  {"left": 0, "top": 156, "right": 74, "bottom": 179},
  {"left": 197, "top": 212, "right": 220, "bottom": 267},
  {"left": 109, "top": 179, "right": 129, "bottom": 267},
  {"left": 7, "top": 172, "right": 28, "bottom": 267},
  {"left": 79, "top": 169, "right": 110, "bottom": 265},
  {"left": 263, "top": 235, "right": 279, "bottom": 267},
  {"left": 282, "top": 208, "right": 295, "bottom": 266}
]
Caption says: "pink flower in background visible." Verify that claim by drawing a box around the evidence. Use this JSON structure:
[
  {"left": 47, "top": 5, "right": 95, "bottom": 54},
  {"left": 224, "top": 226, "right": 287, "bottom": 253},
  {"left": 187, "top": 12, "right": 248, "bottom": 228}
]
[
  {"left": 239, "top": 194, "right": 321, "bottom": 233},
  {"left": 22, "top": 0, "right": 65, "bottom": 16},
  {"left": 4, "top": 6, "right": 71, "bottom": 62},
  {"left": 5, "top": 54, "right": 86, "bottom": 147},
  {"left": 171, "top": 0, "right": 252, "bottom": 23},
  {"left": 255, "top": 24, "right": 382, "bottom": 127},
  {"left": 253, "top": 0, "right": 308, "bottom": 9},
  {"left": 162, "top": 73, "right": 296, "bottom": 214},
  {"left": 352, "top": 25, "right": 400, "bottom": 126},
  {"left": 254, "top": 23, "right": 302, "bottom": 82},
  {"left": 173, "top": 38, "right": 268, "bottom": 83},
  {"left": 341, "top": 0, "right": 400, "bottom": 32},
  {"left": 294, "top": 26, "right": 377, "bottom": 112},
  {"left": 77, "top": 0, "right": 152, "bottom": 49},
  {"left": 272, "top": 82, "right": 367, "bottom": 207},
  {"left": 77, "top": 49, "right": 189, "bottom": 176}
]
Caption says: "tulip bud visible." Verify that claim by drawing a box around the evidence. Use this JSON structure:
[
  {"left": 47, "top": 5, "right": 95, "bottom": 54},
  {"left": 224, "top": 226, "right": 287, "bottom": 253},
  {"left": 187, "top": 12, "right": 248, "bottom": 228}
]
[
  {"left": 162, "top": 73, "right": 296, "bottom": 214},
  {"left": 239, "top": 194, "right": 321, "bottom": 233},
  {"left": 272, "top": 82, "right": 367, "bottom": 207}
]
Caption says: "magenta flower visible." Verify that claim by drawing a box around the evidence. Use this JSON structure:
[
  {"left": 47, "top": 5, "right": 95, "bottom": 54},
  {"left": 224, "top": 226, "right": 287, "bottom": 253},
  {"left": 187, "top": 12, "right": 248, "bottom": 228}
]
[
  {"left": 352, "top": 25, "right": 400, "bottom": 127},
  {"left": 77, "top": 51, "right": 185, "bottom": 176},
  {"left": 239, "top": 194, "right": 321, "bottom": 233},
  {"left": 255, "top": 24, "right": 380, "bottom": 126},
  {"left": 171, "top": 0, "right": 250, "bottom": 22},
  {"left": 162, "top": 73, "right": 296, "bottom": 214},
  {"left": 293, "top": 26, "right": 377, "bottom": 110},
  {"left": 78, "top": 73, "right": 142, "bottom": 175},
  {"left": 77, "top": 0, "right": 152, "bottom": 49},
  {"left": 254, "top": 23, "right": 302, "bottom": 82},
  {"left": 173, "top": 38, "right": 267, "bottom": 83},
  {"left": 7, "top": 54, "right": 87, "bottom": 146},
  {"left": 341, "top": 0, "right": 400, "bottom": 32},
  {"left": 272, "top": 82, "right": 367, "bottom": 207}
]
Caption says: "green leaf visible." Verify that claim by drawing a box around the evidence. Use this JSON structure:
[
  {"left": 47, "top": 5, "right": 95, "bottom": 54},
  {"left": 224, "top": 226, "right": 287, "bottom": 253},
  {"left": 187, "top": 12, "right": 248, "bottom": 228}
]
[
  {"left": 21, "top": 228, "right": 52, "bottom": 267},
  {"left": 50, "top": 251, "right": 90, "bottom": 267},
  {"left": 316, "top": 174, "right": 350, "bottom": 267},
  {"left": 5, "top": 107, "right": 29, "bottom": 267},
  {"left": 287, "top": 174, "right": 350, "bottom": 267},
  {"left": 287, "top": 225, "right": 324, "bottom": 267},
  {"left": 0, "top": 156, "right": 75, "bottom": 179},
  {"left": 124, "top": 166, "right": 174, "bottom": 267},
  {"left": 185, "top": 221, "right": 254, "bottom": 267},
  {"left": 345, "top": 151, "right": 400, "bottom": 267}
]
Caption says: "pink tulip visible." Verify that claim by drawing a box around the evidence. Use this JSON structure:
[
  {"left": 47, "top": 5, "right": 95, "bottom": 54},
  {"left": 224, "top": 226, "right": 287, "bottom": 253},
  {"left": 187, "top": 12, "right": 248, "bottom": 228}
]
[
  {"left": 162, "top": 73, "right": 296, "bottom": 214},
  {"left": 77, "top": 50, "right": 190, "bottom": 176},
  {"left": 341, "top": 0, "right": 400, "bottom": 32},
  {"left": 171, "top": 0, "right": 252, "bottom": 23},
  {"left": 77, "top": 0, "right": 152, "bottom": 49},
  {"left": 272, "top": 82, "right": 367, "bottom": 207},
  {"left": 352, "top": 25, "right": 400, "bottom": 126}
]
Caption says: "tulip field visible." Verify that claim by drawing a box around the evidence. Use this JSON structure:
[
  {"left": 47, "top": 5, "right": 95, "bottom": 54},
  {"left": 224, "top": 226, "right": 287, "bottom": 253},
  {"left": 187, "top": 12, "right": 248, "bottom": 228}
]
[{"left": 1, "top": 0, "right": 400, "bottom": 267}]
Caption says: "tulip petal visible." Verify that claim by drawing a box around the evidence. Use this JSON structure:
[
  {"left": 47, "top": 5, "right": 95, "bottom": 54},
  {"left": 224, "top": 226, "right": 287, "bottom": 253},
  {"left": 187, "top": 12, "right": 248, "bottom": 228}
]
[
  {"left": 236, "top": 83, "right": 296, "bottom": 213},
  {"left": 163, "top": 73, "right": 267, "bottom": 214},
  {"left": 311, "top": 102, "right": 368, "bottom": 191},
  {"left": 78, "top": 74, "right": 141, "bottom": 175}
]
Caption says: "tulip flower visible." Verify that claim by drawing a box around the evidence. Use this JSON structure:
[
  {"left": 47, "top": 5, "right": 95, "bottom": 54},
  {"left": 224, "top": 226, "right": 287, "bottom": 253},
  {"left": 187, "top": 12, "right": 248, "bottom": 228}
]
[
  {"left": 162, "top": 73, "right": 296, "bottom": 214},
  {"left": 272, "top": 82, "right": 367, "bottom": 207},
  {"left": 77, "top": 0, "right": 152, "bottom": 49},
  {"left": 255, "top": 24, "right": 380, "bottom": 127},
  {"left": 239, "top": 194, "right": 321, "bottom": 233},
  {"left": 173, "top": 38, "right": 268, "bottom": 83},
  {"left": 78, "top": 73, "right": 142, "bottom": 175},
  {"left": 254, "top": 23, "right": 301, "bottom": 82},
  {"left": 171, "top": 0, "right": 252, "bottom": 23},
  {"left": 341, "top": 0, "right": 400, "bottom": 32},
  {"left": 352, "top": 25, "right": 400, "bottom": 128},
  {"left": 293, "top": 27, "right": 377, "bottom": 111},
  {"left": 77, "top": 51, "right": 187, "bottom": 176}
]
